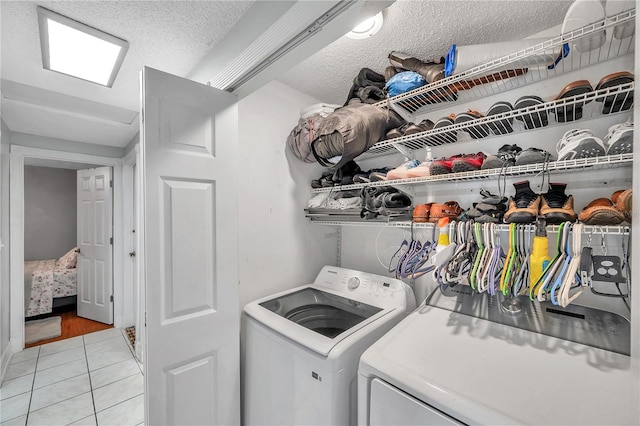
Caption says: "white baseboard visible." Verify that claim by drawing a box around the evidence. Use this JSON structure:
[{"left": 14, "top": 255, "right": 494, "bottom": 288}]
[{"left": 0, "top": 342, "right": 12, "bottom": 384}]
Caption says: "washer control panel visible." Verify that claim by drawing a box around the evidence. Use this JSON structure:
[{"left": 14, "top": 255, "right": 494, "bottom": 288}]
[{"left": 314, "top": 266, "right": 414, "bottom": 308}]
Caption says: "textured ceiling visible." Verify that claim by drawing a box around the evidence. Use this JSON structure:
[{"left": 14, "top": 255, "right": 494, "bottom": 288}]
[
  {"left": 1, "top": 0, "right": 254, "bottom": 112},
  {"left": 279, "top": 0, "right": 574, "bottom": 105}
]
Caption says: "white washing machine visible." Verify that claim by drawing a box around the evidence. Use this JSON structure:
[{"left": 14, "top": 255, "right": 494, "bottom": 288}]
[
  {"left": 358, "top": 287, "right": 635, "bottom": 425},
  {"left": 243, "top": 266, "right": 416, "bottom": 426}
]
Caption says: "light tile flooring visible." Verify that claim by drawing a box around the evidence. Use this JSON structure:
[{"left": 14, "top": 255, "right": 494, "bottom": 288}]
[{"left": 1, "top": 328, "right": 143, "bottom": 426}]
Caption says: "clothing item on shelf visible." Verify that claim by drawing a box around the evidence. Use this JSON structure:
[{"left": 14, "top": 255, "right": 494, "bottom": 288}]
[
  {"left": 539, "top": 183, "right": 577, "bottom": 224},
  {"left": 344, "top": 68, "right": 387, "bottom": 106},
  {"left": 595, "top": 71, "right": 634, "bottom": 114},
  {"left": 551, "top": 80, "right": 593, "bottom": 122},
  {"left": 604, "top": 121, "right": 634, "bottom": 155},
  {"left": 360, "top": 186, "right": 412, "bottom": 220},
  {"left": 556, "top": 129, "right": 606, "bottom": 161},
  {"left": 451, "top": 152, "right": 486, "bottom": 173},
  {"left": 311, "top": 103, "right": 404, "bottom": 170},
  {"left": 481, "top": 144, "right": 522, "bottom": 170},
  {"left": 504, "top": 180, "right": 542, "bottom": 223},
  {"left": 386, "top": 159, "right": 421, "bottom": 180},
  {"left": 514, "top": 147, "right": 554, "bottom": 166},
  {"left": 310, "top": 161, "right": 362, "bottom": 188},
  {"left": 514, "top": 95, "right": 548, "bottom": 130},
  {"left": 353, "top": 167, "right": 394, "bottom": 184},
  {"left": 466, "top": 189, "right": 508, "bottom": 223},
  {"left": 385, "top": 71, "right": 426, "bottom": 97},
  {"left": 307, "top": 191, "right": 362, "bottom": 209},
  {"left": 486, "top": 101, "right": 515, "bottom": 134}
]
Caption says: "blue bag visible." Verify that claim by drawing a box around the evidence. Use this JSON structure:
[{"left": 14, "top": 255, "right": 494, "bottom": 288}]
[{"left": 384, "top": 71, "right": 426, "bottom": 97}]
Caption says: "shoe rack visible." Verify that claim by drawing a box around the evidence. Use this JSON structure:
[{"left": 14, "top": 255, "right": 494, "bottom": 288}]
[{"left": 308, "top": 8, "right": 636, "bottom": 223}]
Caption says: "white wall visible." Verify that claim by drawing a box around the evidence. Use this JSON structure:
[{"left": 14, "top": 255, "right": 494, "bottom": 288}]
[
  {"left": 1, "top": 121, "right": 11, "bottom": 372},
  {"left": 24, "top": 166, "right": 77, "bottom": 261},
  {"left": 237, "top": 80, "right": 338, "bottom": 307}
]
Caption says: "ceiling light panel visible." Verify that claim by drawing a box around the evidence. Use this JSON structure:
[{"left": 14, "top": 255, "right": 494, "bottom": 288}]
[{"left": 37, "top": 6, "right": 129, "bottom": 87}]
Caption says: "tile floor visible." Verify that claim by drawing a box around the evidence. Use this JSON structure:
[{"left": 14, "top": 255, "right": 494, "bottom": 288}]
[{"left": 1, "top": 328, "right": 144, "bottom": 426}]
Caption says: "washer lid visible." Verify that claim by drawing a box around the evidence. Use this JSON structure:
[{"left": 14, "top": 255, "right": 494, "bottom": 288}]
[
  {"left": 359, "top": 305, "right": 634, "bottom": 425},
  {"left": 244, "top": 284, "right": 397, "bottom": 356}
]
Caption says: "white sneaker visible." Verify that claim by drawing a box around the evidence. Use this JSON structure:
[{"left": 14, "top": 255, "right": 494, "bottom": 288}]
[
  {"left": 606, "top": 0, "right": 635, "bottom": 40},
  {"left": 604, "top": 121, "right": 634, "bottom": 155},
  {"left": 562, "top": 0, "right": 606, "bottom": 52},
  {"left": 556, "top": 128, "right": 606, "bottom": 161}
]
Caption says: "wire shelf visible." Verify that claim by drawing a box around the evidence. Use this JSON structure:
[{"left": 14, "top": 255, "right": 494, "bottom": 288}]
[
  {"left": 373, "top": 9, "right": 635, "bottom": 116},
  {"left": 311, "top": 153, "right": 634, "bottom": 193},
  {"left": 309, "top": 220, "right": 630, "bottom": 235},
  {"left": 360, "top": 82, "right": 634, "bottom": 160}
]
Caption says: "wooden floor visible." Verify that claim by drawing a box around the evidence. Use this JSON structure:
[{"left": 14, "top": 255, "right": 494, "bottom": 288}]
[{"left": 26, "top": 309, "right": 113, "bottom": 348}]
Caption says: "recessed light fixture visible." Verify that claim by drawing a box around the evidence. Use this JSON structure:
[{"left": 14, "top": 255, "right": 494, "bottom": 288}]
[
  {"left": 37, "top": 6, "right": 129, "bottom": 87},
  {"left": 346, "top": 12, "right": 383, "bottom": 40}
]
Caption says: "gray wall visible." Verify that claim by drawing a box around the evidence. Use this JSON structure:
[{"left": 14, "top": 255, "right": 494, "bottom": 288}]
[
  {"left": 24, "top": 166, "right": 77, "bottom": 261},
  {"left": 1, "top": 121, "right": 10, "bottom": 361}
]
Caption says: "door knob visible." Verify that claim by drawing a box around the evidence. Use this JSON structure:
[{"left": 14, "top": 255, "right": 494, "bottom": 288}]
[{"left": 129, "top": 251, "right": 136, "bottom": 257}]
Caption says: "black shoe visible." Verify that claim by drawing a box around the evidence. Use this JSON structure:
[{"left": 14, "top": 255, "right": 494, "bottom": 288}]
[
  {"left": 540, "top": 183, "right": 577, "bottom": 224},
  {"left": 504, "top": 181, "right": 541, "bottom": 223},
  {"left": 481, "top": 144, "right": 522, "bottom": 170}
]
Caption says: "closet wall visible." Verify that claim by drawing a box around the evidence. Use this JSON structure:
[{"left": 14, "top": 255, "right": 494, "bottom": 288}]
[
  {"left": 237, "top": 80, "right": 338, "bottom": 308},
  {"left": 1, "top": 120, "right": 10, "bottom": 367},
  {"left": 24, "top": 166, "right": 77, "bottom": 261}
]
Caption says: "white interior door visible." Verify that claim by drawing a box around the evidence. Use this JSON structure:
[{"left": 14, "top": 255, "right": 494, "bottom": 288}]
[
  {"left": 77, "top": 166, "right": 114, "bottom": 324},
  {"left": 141, "top": 66, "right": 240, "bottom": 425}
]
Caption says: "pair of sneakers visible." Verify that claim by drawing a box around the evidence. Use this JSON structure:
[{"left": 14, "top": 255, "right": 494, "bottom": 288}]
[
  {"left": 556, "top": 121, "right": 634, "bottom": 161},
  {"left": 504, "top": 181, "right": 577, "bottom": 224}
]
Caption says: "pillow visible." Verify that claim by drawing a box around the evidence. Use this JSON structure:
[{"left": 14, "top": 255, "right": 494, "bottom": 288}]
[{"left": 58, "top": 247, "right": 79, "bottom": 269}]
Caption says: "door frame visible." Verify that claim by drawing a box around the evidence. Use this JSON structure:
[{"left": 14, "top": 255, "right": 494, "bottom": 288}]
[
  {"left": 9, "top": 145, "right": 124, "bottom": 352},
  {"left": 122, "top": 144, "right": 142, "bottom": 360}
]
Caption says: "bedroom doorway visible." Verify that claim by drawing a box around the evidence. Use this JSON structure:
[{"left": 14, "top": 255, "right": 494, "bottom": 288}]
[
  {"left": 22, "top": 162, "right": 114, "bottom": 347},
  {"left": 9, "top": 145, "right": 125, "bottom": 353}
]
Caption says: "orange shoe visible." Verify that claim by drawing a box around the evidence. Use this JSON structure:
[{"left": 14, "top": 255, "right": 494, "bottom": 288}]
[{"left": 413, "top": 203, "right": 433, "bottom": 223}]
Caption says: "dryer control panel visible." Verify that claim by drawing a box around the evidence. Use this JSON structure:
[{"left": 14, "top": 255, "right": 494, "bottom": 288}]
[{"left": 314, "top": 266, "right": 416, "bottom": 309}]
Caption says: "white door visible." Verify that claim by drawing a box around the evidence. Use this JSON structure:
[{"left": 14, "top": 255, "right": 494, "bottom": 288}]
[
  {"left": 141, "top": 66, "right": 240, "bottom": 425},
  {"left": 77, "top": 166, "right": 114, "bottom": 324}
]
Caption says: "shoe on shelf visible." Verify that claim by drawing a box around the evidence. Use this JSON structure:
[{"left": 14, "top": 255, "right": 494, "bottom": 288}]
[
  {"left": 561, "top": 0, "right": 606, "bottom": 53},
  {"left": 479, "top": 189, "right": 507, "bottom": 205},
  {"left": 428, "top": 201, "right": 463, "bottom": 223},
  {"left": 451, "top": 152, "right": 486, "bottom": 173},
  {"left": 404, "top": 119, "right": 435, "bottom": 136},
  {"left": 367, "top": 167, "right": 394, "bottom": 182},
  {"left": 604, "top": 121, "right": 634, "bottom": 155},
  {"left": 386, "top": 123, "right": 411, "bottom": 139},
  {"left": 486, "top": 101, "right": 514, "bottom": 135},
  {"left": 552, "top": 80, "right": 593, "bottom": 123},
  {"left": 311, "top": 171, "right": 333, "bottom": 188},
  {"left": 605, "top": 0, "right": 635, "bottom": 40},
  {"left": 454, "top": 110, "right": 491, "bottom": 139},
  {"left": 429, "top": 155, "right": 458, "bottom": 175},
  {"left": 481, "top": 144, "right": 522, "bottom": 170},
  {"left": 406, "top": 155, "right": 434, "bottom": 178},
  {"left": 595, "top": 71, "right": 635, "bottom": 114},
  {"left": 612, "top": 188, "right": 633, "bottom": 222},
  {"left": 539, "top": 183, "right": 577, "bottom": 224},
  {"left": 556, "top": 129, "right": 606, "bottom": 161},
  {"left": 514, "top": 95, "right": 548, "bottom": 130},
  {"left": 514, "top": 147, "right": 554, "bottom": 166},
  {"left": 386, "top": 159, "right": 421, "bottom": 180},
  {"left": 413, "top": 203, "right": 434, "bottom": 223},
  {"left": 427, "top": 115, "right": 457, "bottom": 145},
  {"left": 504, "top": 180, "right": 541, "bottom": 223},
  {"left": 578, "top": 198, "right": 626, "bottom": 225}
]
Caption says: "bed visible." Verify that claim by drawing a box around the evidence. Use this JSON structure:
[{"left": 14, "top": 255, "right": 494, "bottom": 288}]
[{"left": 24, "top": 248, "right": 78, "bottom": 317}]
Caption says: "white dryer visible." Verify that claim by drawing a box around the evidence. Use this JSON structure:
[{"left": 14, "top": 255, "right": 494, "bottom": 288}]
[
  {"left": 243, "top": 266, "right": 416, "bottom": 426},
  {"left": 358, "top": 287, "right": 635, "bottom": 425}
]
